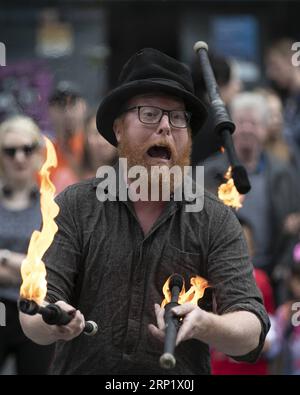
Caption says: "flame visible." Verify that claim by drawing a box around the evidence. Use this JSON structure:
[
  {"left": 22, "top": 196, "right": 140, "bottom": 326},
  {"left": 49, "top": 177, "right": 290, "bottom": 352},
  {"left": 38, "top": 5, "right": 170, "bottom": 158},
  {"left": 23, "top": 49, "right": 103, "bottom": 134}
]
[
  {"left": 220, "top": 146, "right": 225, "bottom": 153},
  {"left": 161, "top": 275, "right": 209, "bottom": 308},
  {"left": 20, "top": 137, "right": 59, "bottom": 304},
  {"left": 218, "top": 166, "right": 244, "bottom": 210}
]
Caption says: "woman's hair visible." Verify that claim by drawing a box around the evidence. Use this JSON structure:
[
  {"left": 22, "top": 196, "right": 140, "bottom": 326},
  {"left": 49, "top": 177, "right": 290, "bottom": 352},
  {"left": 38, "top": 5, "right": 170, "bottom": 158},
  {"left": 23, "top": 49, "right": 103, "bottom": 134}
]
[{"left": 0, "top": 115, "right": 44, "bottom": 176}]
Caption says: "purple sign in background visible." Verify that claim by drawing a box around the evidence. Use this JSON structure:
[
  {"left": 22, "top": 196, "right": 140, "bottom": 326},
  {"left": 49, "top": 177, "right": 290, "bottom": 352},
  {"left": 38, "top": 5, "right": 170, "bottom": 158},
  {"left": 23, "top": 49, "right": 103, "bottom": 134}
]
[{"left": 0, "top": 60, "right": 53, "bottom": 133}]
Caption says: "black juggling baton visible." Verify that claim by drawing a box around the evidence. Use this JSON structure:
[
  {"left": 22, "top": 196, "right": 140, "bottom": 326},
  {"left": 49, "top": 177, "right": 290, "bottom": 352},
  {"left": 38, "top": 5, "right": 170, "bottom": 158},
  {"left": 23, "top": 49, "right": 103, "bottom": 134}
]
[
  {"left": 19, "top": 299, "right": 98, "bottom": 336},
  {"left": 193, "top": 41, "right": 251, "bottom": 194},
  {"left": 159, "top": 274, "right": 184, "bottom": 369}
]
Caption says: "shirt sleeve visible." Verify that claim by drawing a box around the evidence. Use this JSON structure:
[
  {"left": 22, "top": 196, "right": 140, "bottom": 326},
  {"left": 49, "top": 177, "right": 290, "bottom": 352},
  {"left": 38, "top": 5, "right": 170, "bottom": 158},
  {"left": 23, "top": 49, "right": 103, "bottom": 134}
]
[
  {"left": 43, "top": 186, "right": 82, "bottom": 305},
  {"left": 207, "top": 204, "right": 271, "bottom": 363}
]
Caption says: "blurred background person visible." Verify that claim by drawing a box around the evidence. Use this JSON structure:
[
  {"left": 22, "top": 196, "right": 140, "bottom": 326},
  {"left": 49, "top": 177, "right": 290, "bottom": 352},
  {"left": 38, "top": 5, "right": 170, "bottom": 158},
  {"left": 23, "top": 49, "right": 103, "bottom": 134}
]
[
  {"left": 81, "top": 111, "right": 118, "bottom": 179},
  {"left": 203, "top": 92, "right": 300, "bottom": 304},
  {"left": 256, "top": 88, "right": 291, "bottom": 164},
  {"left": 211, "top": 217, "right": 278, "bottom": 375},
  {"left": 256, "top": 89, "right": 300, "bottom": 302},
  {"left": 48, "top": 81, "right": 88, "bottom": 194},
  {"left": 191, "top": 53, "right": 242, "bottom": 165},
  {"left": 0, "top": 115, "right": 53, "bottom": 374},
  {"left": 265, "top": 38, "right": 300, "bottom": 172}
]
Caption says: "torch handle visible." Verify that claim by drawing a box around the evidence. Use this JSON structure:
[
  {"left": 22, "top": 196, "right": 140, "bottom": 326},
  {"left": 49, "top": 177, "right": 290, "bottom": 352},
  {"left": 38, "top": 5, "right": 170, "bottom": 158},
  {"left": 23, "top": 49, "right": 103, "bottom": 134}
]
[
  {"left": 163, "top": 301, "right": 181, "bottom": 350},
  {"left": 221, "top": 129, "right": 251, "bottom": 194},
  {"left": 194, "top": 41, "right": 235, "bottom": 135},
  {"left": 83, "top": 320, "right": 98, "bottom": 336},
  {"left": 159, "top": 300, "right": 181, "bottom": 369},
  {"left": 40, "top": 304, "right": 98, "bottom": 336},
  {"left": 40, "top": 303, "right": 72, "bottom": 325},
  {"left": 193, "top": 41, "right": 251, "bottom": 194},
  {"left": 18, "top": 299, "right": 98, "bottom": 336}
]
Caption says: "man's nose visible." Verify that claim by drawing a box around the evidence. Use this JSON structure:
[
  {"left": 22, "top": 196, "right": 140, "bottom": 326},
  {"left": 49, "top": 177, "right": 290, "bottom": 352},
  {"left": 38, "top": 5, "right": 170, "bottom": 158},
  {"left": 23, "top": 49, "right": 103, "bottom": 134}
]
[{"left": 157, "top": 113, "right": 171, "bottom": 135}]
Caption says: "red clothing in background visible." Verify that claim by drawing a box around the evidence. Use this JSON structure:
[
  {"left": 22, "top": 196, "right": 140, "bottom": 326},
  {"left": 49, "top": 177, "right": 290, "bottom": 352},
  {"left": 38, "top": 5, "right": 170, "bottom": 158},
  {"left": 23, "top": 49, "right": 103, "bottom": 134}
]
[
  {"left": 51, "top": 133, "right": 83, "bottom": 194},
  {"left": 211, "top": 268, "right": 275, "bottom": 375}
]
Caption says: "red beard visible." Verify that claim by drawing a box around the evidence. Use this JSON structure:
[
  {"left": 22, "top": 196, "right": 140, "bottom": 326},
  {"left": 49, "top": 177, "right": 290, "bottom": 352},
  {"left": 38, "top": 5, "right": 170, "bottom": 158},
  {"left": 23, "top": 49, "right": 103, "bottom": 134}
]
[{"left": 117, "top": 134, "right": 192, "bottom": 196}]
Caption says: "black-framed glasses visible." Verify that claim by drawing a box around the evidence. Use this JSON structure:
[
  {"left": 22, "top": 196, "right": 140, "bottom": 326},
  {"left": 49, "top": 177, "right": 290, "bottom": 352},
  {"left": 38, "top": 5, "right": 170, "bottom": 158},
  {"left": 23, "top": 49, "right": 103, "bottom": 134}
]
[
  {"left": 2, "top": 143, "right": 38, "bottom": 158},
  {"left": 124, "top": 106, "right": 191, "bottom": 128}
]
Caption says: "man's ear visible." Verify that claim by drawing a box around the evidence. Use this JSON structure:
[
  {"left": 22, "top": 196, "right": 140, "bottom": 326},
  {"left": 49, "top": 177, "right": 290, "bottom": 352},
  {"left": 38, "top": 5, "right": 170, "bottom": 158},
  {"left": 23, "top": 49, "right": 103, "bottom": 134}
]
[{"left": 113, "top": 118, "right": 122, "bottom": 144}]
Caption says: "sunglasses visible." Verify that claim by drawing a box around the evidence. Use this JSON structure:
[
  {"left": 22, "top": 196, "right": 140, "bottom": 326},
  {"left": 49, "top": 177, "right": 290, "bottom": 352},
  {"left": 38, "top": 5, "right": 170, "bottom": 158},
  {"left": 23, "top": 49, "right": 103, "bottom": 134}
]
[{"left": 2, "top": 143, "right": 38, "bottom": 158}]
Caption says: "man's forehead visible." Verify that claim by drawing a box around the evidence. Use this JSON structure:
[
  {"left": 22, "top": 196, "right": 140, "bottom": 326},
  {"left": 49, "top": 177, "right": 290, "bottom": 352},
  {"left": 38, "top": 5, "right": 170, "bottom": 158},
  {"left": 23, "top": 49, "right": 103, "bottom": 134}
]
[{"left": 126, "top": 93, "right": 185, "bottom": 107}]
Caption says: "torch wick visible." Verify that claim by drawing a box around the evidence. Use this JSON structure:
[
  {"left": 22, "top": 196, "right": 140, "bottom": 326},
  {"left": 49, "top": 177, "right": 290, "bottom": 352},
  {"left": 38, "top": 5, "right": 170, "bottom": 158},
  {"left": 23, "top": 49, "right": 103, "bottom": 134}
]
[{"left": 18, "top": 299, "right": 40, "bottom": 315}]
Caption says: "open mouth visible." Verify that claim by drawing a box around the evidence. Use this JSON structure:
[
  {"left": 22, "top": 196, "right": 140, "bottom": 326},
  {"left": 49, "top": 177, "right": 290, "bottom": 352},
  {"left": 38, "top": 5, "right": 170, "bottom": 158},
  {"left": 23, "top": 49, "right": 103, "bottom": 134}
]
[{"left": 147, "top": 145, "right": 171, "bottom": 160}]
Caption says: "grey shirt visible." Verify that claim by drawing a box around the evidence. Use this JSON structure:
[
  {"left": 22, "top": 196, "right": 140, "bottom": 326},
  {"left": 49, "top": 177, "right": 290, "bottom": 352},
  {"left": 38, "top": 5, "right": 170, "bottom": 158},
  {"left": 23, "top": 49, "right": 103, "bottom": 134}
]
[
  {"left": 44, "top": 167, "right": 269, "bottom": 375},
  {"left": 0, "top": 195, "right": 41, "bottom": 301},
  {"left": 239, "top": 171, "right": 272, "bottom": 268}
]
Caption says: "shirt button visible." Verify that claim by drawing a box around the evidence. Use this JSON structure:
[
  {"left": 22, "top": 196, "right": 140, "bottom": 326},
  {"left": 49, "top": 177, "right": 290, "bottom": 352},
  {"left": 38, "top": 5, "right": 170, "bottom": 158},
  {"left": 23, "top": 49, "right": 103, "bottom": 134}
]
[{"left": 122, "top": 353, "right": 132, "bottom": 361}]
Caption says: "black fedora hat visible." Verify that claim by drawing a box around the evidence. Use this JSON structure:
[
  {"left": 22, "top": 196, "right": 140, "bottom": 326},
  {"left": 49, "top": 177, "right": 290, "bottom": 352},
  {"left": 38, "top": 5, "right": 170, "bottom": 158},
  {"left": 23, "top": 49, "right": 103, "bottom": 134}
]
[{"left": 96, "top": 48, "right": 208, "bottom": 146}]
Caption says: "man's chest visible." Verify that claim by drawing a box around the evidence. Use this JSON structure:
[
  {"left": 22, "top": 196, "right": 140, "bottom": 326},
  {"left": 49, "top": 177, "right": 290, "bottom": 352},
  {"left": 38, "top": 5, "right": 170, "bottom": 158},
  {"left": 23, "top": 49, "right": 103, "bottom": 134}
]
[
  {"left": 133, "top": 204, "right": 165, "bottom": 236},
  {"left": 81, "top": 207, "right": 209, "bottom": 301}
]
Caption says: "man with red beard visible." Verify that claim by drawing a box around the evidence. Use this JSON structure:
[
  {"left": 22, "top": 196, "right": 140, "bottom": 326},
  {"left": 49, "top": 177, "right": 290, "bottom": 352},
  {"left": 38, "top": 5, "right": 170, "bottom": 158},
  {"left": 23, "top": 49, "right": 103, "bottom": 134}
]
[{"left": 20, "top": 48, "right": 269, "bottom": 375}]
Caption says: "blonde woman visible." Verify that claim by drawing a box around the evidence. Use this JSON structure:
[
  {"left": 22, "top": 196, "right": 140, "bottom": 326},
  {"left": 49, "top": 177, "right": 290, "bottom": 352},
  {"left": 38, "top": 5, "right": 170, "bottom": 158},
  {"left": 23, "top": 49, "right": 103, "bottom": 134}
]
[{"left": 0, "top": 116, "right": 53, "bottom": 374}]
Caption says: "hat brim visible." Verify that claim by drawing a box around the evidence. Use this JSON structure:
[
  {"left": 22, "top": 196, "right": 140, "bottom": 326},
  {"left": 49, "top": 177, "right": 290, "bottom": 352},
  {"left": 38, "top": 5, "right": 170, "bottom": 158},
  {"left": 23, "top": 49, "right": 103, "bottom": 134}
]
[{"left": 96, "top": 79, "right": 208, "bottom": 146}]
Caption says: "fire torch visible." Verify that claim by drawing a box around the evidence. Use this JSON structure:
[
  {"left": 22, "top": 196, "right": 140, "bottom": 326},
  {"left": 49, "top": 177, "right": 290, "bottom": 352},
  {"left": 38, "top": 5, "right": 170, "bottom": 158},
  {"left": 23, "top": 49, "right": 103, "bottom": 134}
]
[
  {"left": 19, "top": 299, "right": 98, "bottom": 336},
  {"left": 159, "top": 274, "right": 210, "bottom": 370},
  {"left": 159, "top": 274, "right": 184, "bottom": 369},
  {"left": 193, "top": 41, "right": 251, "bottom": 195},
  {"left": 18, "top": 136, "right": 98, "bottom": 337}
]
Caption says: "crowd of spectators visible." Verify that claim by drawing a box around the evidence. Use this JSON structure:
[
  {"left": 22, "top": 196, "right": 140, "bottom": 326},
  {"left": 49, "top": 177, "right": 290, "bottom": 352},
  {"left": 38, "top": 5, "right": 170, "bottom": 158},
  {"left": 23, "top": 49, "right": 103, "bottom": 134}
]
[{"left": 1, "top": 37, "right": 300, "bottom": 375}]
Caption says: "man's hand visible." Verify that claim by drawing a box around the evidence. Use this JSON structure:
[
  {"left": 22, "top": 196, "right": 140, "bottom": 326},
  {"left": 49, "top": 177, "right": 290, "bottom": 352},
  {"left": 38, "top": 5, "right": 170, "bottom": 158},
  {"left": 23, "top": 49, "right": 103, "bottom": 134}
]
[
  {"left": 50, "top": 301, "right": 85, "bottom": 342},
  {"left": 149, "top": 302, "right": 262, "bottom": 357},
  {"left": 148, "top": 304, "right": 166, "bottom": 343},
  {"left": 20, "top": 300, "right": 85, "bottom": 345},
  {"left": 148, "top": 303, "right": 209, "bottom": 346}
]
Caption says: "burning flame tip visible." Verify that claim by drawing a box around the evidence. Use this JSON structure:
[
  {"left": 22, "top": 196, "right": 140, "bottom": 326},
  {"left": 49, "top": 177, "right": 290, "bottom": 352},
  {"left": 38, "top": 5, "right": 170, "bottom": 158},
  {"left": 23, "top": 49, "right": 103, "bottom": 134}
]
[
  {"left": 218, "top": 166, "right": 244, "bottom": 210},
  {"left": 20, "top": 137, "right": 59, "bottom": 304},
  {"left": 161, "top": 275, "right": 210, "bottom": 308}
]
